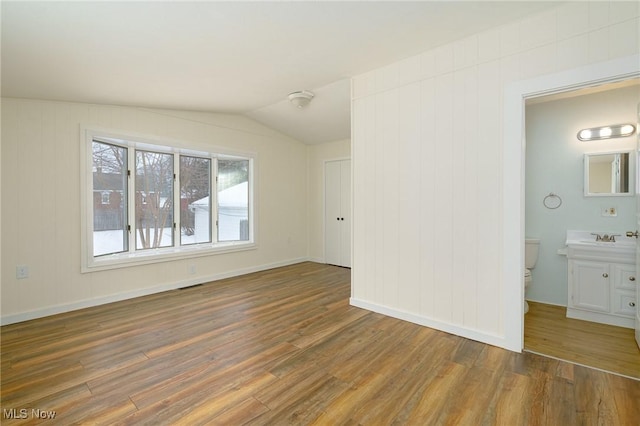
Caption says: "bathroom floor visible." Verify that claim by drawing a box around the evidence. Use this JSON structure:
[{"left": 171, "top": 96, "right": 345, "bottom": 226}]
[{"left": 524, "top": 301, "right": 640, "bottom": 380}]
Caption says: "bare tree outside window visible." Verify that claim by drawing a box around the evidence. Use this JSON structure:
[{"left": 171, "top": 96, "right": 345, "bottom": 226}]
[
  {"left": 180, "top": 156, "right": 211, "bottom": 244},
  {"left": 92, "top": 141, "right": 128, "bottom": 256},
  {"left": 135, "top": 150, "right": 174, "bottom": 249}
]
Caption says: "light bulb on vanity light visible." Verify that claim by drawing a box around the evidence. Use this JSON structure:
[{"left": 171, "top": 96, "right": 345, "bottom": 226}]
[
  {"left": 599, "top": 127, "right": 612, "bottom": 138},
  {"left": 578, "top": 129, "right": 592, "bottom": 140},
  {"left": 620, "top": 124, "right": 635, "bottom": 136}
]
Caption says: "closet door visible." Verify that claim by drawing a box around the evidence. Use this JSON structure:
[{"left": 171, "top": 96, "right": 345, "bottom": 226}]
[
  {"left": 339, "top": 160, "right": 351, "bottom": 267},
  {"left": 325, "top": 159, "right": 351, "bottom": 267}
]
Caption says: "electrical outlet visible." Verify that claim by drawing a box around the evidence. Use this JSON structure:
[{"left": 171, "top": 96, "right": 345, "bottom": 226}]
[
  {"left": 16, "top": 265, "right": 29, "bottom": 279},
  {"left": 188, "top": 264, "right": 196, "bottom": 275},
  {"left": 601, "top": 207, "right": 617, "bottom": 217}
]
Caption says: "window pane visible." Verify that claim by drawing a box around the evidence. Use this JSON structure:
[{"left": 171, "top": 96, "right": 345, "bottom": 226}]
[
  {"left": 92, "top": 141, "right": 128, "bottom": 257},
  {"left": 218, "top": 159, "right": 249, "bottom": 242},
  {"left": 135, "top": 150, "right": 174, "bottom": 249},
  {"left": 180, "top": 156, "right": 211, "bottom": 245}
]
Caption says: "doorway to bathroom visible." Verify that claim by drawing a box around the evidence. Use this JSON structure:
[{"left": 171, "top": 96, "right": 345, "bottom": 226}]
[{"left": 523, "top": 78, "right": 640, "bottom": 379}]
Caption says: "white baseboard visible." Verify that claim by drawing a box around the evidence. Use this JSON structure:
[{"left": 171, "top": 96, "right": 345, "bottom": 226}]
[
  {"left": 349, "top": 297, "right": 515, "bottom": 352},
  {"left": 1, "top": 257, "right": 310, "bottom": 326},
  {"left": 525, "top": 298, "right": 567, "bottom": 308}
]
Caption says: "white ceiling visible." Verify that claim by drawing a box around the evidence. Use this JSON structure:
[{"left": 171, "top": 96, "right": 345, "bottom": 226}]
[{"left": 1, "top": 1, "right": 562, "bottom": 144}]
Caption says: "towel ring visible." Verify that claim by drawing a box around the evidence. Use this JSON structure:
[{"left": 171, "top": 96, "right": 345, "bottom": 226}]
[{"left": 543, "top": 193, "right": 562, "bottom": 209}]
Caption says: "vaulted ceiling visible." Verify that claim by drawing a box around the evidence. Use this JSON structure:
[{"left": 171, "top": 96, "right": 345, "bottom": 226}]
[{"left": 1, "top": 1, "right": 562, "bottom": 144}]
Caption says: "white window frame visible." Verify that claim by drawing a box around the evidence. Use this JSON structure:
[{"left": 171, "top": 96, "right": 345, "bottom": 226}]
[
  {"left": 100, "top": 191, "right": 110, "bottom": 204},
  {"left": 80, "top": 127, "right": 256, "bottom": 273}
]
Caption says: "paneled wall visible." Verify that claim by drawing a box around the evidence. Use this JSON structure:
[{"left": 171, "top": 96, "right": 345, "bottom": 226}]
[
  {"left": 1, "top": 99, "right": 308, "bottom": 324},
  {"left": 351, "top": 1, "right": 639, "bottom": 349}
]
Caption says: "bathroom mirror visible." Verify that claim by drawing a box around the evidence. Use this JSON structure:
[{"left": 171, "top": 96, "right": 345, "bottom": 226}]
[{"left": 584, "top": 151, "right": 633, "bottom": 196}]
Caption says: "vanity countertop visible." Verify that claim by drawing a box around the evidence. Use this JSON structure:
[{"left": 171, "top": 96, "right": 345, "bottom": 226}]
[{"left": 565, "top": 230, "right": 635, "bottom": 263}]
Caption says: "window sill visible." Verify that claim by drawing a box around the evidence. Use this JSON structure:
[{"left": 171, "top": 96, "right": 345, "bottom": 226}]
[{"left": 82, "top": 241, "right": 256, "bottom": 273}]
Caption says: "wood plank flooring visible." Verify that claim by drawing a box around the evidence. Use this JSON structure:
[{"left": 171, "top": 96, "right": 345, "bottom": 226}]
[
  {"left": 524, "top": 300, "right": 640, "bottom": 380},
  {"left": 2, "top": 262, "right": 640, "bottom": 425}
]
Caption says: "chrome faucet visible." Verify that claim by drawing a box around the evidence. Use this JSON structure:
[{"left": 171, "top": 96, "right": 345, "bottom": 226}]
[{"left": 591, "top": 233, "right": 620, "bottom": 242}]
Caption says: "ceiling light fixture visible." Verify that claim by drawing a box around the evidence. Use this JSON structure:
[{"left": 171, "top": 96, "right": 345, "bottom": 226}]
[
  {"left": 577, "top": 123, "right": 636, "bottom": 141},
  {"left": 288, "top": 90, "right": 314, "bottom": 108}
]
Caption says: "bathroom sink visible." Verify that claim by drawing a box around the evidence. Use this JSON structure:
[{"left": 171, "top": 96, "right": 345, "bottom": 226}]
[
  {"left": 566, "top": 230, "right": 635, "bottom": 247},
  {"left": 575, "top": 239, "right": 635, "bottom": 248},
  {"left": 565, "top": 230, "right": 635, "bottom": 263}
]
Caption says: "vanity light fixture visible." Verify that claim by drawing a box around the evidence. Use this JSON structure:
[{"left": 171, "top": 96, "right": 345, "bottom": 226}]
[{"left": 577, "top": 123, "right": 636, "bottom": 141}]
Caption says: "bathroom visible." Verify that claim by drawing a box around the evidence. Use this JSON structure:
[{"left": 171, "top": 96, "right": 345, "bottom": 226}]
[{"left": 524, "top": 79, "right": 639, "bottom": 374}]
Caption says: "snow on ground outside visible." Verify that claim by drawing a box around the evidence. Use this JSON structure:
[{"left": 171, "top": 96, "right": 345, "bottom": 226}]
[{"left": 93, "top": 210, "right": 247, "bottom": 256}]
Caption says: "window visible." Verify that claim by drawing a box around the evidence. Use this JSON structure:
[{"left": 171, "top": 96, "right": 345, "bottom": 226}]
[
  {"left": 84, "top": 130, "right": 254, "bottom": 271},
  {"left": 180, "top": 156, "right": 212, "bottom": 245},
  {"left": 135, "top": 150, "right": 174, "bottom": 250},
  {"left": 218, "top": 159, "right": 249, "bottom": 242},
  {"left": 92, "top": 141, "right": 128, "bottom": 257}
]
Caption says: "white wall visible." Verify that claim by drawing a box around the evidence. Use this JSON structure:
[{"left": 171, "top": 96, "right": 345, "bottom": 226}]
[
  {"left": 351, "top": 1, "right": 639, "bottom": 350},
  {"left": 525, "top": 86, "right": 638, "bottom": 306},
  {"left": 1, "top": 99, "right": 309, "bottom": 324},
  {"left": 306, "top": 138, "right": 350, "bottom": 262}
]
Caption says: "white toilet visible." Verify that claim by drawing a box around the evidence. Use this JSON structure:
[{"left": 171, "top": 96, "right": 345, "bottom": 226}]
[{"left": 524, "top": 238, "right": 540, "bottom": 314}]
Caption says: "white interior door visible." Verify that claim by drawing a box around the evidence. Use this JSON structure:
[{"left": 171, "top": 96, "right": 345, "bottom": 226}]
[
  {"left": 325, "top": 159, "right": 351, "bottom": 267},
  {"left": 325, "top": 161, "right": 342, "bottom": 266},
  {"left": 635, "top": 103, "right": 640, "bottom": 349},
  {"left": 340, "top": 160, "right": 351, "bottom": 267}
]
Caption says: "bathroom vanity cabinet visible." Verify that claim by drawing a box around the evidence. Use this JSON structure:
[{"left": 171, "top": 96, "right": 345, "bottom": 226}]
[
  {"left": 568, "top": 260, "right": 636, "bottom": 327},
  {"left": 566, "top": 232, "right": 636, "bottom": 329}
]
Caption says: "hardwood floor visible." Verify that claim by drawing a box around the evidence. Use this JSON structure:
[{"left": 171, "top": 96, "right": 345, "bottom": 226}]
[
  {"left": 524, "top": 301, "right": 640, "bottom": 380},
  {"left": 2, "top": 262, "right": 639, "bottom": 425}
]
